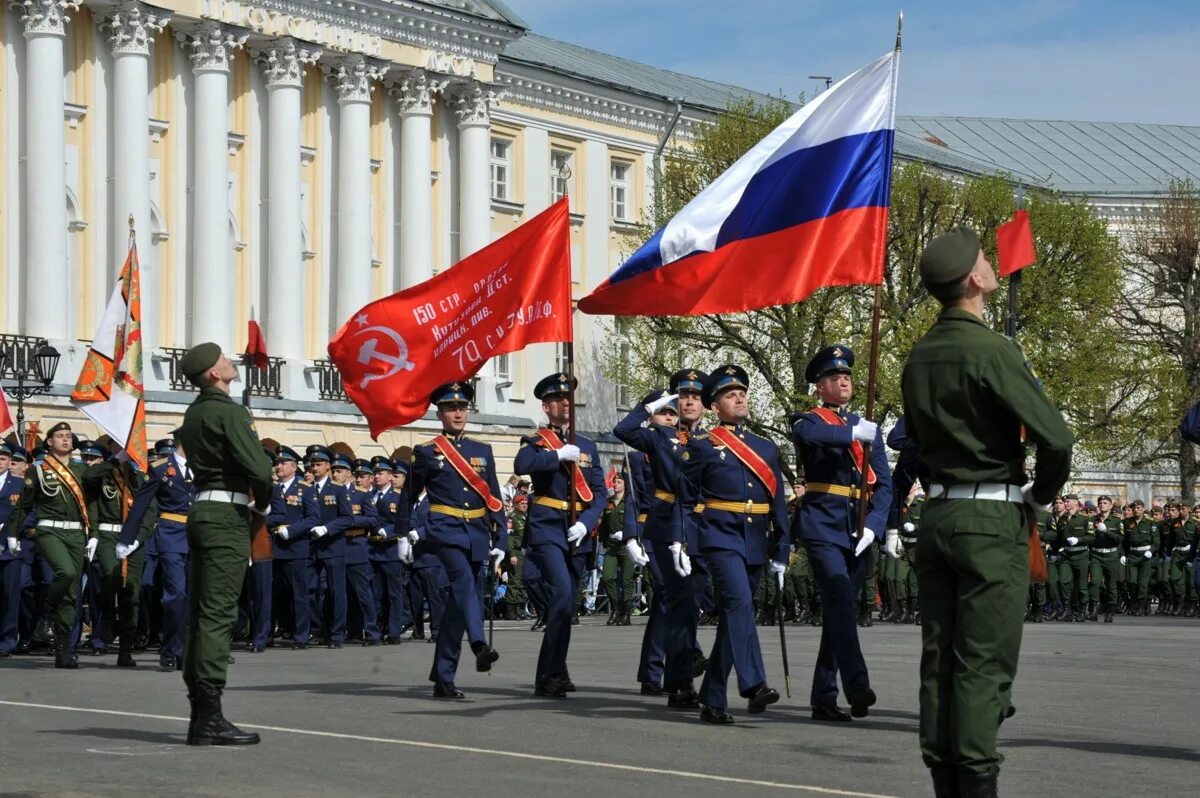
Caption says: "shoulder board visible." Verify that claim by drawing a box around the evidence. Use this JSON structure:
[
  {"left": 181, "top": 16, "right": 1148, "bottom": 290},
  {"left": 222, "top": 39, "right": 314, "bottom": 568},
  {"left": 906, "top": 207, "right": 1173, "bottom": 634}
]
[
  {"left": 521, "top": 435, "right": 547, "bottom": 447},
  {"left": 151, "top": 456, "right": 169, "bottom": 469},
  {"left": 691, "top": 432, "right": 710, "bottom": 441}
]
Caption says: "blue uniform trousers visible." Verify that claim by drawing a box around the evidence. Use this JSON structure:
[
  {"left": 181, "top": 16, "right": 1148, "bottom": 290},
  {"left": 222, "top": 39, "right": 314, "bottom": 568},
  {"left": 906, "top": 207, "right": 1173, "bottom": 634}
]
[
  {"left": 85, "top": 559, "right": 106, "bottom": 651},
  {"left": 522, "top": 551, "right": 549, "bottom": 617},
  {"left": 277, "top": 558, "right": 313, "bottom": 644},
  {"left": 636, "top": 540, "right": 667, "bottom": 686},
  {"left": 805, "top": 539, "right": 870, "bottom": 707},
  {"left": 19, "top": 553, "right": 51, "bottom": 645},
  {"left": 312, "top": 558, "right": 347, "bottom": 643},
  {"left": 346, "top": 562, "right": 378, "bottom": 641},
  {"left": 247, "top": 560, "right": 272, "bottom": 646},
  {"left": 159, "top": 552, "right": 188, "bottom": 656},
  {"left": 0, "top": 558, "right": 22, "bottom": 652},
  {"left": 137, "top": 553, "right": 159, "bottom": 644},
  {"left": 411, "top": 562, "right": 449, "bottom": 636},
  {"left": 699, "top": 549, "right": 767, "bottom": 711},
  {"left": 371, "top": 560, "right": 407, "bottom": 638},
  {"left": 528, "top": 544, "right": 587, "bottom": 685},
  {"left": 649, "top": 544, "right": 702, "bottom": 690},
  {"left": 429, "top": 544, "right": 485, "bottom": 683}
]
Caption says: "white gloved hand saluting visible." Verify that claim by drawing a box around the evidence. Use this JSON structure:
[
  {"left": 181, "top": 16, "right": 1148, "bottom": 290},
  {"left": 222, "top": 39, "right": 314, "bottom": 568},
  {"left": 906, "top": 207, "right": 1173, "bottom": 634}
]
[
  {"left": 854, "top": 527, "right": 876, "bottom": 558},
  {"left": 275, "top": 526, "right": 291, "bottom": 540},
  {"left": 556, "top": 444, "right": 581, "bottom": 463},
  {"left": 884, "top": 528, "right": 902, "bottom": 559},
  {"left": 115, "top": 541, "right": 139, "bottom": 560},
  {"left": 624, "top": 539, "right": 649, "bottom": 567},
  {"left": 566, "top": 522, "right": 588, "bottom": 546},
  {"left": 85, "top": 538, "right": 98, "bottom": 562},
  {"left": 851, "top": 419, "right": 878, "bottom": 443},
  {"left": 646, "top": 392, "right": 679, "bottom": 414},
  {"left": 669, "top": 541, "right": 692, "bottom": 577}
]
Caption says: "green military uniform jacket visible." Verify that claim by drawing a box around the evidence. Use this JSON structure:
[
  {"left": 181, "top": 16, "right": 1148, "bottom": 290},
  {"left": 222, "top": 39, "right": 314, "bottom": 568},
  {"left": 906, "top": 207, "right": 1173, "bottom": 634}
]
[
  {"left": 83, "top": 459, "right": 147, "bottom": 542},
  {"left": 1057, "top": 511, "right": 1094, "bottom": 555},
  {"left": 174, "top": 386, "right": 272, "bottom": 510},
  {"left": 600, "top": 495, "right": 626, "bottom": 550},
  {"left": 1091, "top": 512, "right": 1123, "bottom": 551},
  {"left": 1124, "top": 517, "right": 1158, "bottom": 554},
  {"left": 5, "top": 456, "right": 93, "bottom": 539}
]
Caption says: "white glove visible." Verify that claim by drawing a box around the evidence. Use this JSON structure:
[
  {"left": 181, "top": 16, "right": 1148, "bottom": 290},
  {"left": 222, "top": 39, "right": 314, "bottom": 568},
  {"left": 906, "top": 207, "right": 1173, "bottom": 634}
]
[
  {"left": 668, "top": 541, "right": 692, "bottom": 577},
  {"left": 851, "top": 419, "right": 878, "bottom": 443},
  {"left": 5, "top": 536, "right": 18, "bottom": 555},
  {"left": 85, "top": 538, "right": 98, "bottom": 562},
  {"left": 610, "top": 528, "right": 623, "bottom": 542},
  {"left": 490, "top": 547, "right": 505, "bottom": 571},
  {"left": 397, "top": 537, "right": 412, "bottom": 563},
  {"left": 566, "top": 522, "right": 588, "bottom": 545},
  {"left": 1095, "top": 522, "right": 1107, "bottom": 533},
  {"left": 407, "top": 529, "right": 419, "bottom": 544},
  {"left": 500, "top": 572, "right": 509, "bottom": 583},
  {"left": 1066, "top": 536, "right": 1079, "bottom": 547},
  {"left": 646, "top": 392, "right": 679, "bottom": 413},
  {"left": 903, "top": 522, "right": 916, "bottom": 533},
  {"left": 312, "top": 525, "right": 329, "bottom": 538},
  {"left": 854, "top": 527, "right": 876, "bottom": 557},
  {"left": 275, "top": 526, "right": 291, "bottom": 540},
  {"left": 250, "top": 504, "right": 269, "bottom": 517},
  {"left": 115, "top": 541, "right": 139, "bottom": 560},
  {"left": 769, "top": 560, "right": 786, "bottom": 588},
  {"left": 556, "top": 444, "right": 581, "bottom": 462},
  {"left": 1120, "top": 555, "right": 1127, "bottom": 566},
  {"left": 1021, "top": 482, "right": 1050, "bottom": 512},
  {"left": 1143, "top": 550, "right": 1153, "bottom": 559},
  {"left": 375, "top": 527, "right": 389, "bottom": 538},
  {"left": 624, "top": 539, "right": 649, "bottom": 567},
  {"left": 884, "top": 528, "right": 902, "bottom": 559}
]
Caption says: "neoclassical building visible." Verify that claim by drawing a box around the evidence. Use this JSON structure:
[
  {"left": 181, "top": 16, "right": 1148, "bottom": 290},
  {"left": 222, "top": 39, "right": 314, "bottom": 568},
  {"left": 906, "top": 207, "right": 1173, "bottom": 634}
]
[{"left": 3, "top": 0, "right": 1199, "bottom": 489}]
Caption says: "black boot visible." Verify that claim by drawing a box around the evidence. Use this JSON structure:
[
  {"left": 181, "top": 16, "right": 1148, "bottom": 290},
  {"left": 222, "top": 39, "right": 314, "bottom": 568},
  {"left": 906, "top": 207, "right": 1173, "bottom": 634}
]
[
  {"left": 930, "top": 767, "right": 960, "bottom": 798},
  {"left": 605, "top": 604, "right": 617, "bottom": 626},
  {"left": 187, "top": 684, "right": 260, "bottom": 746},
  {"left": 957, "top": 771, "right": 998, "bottom": 798},
  {"left": 1103, "top": 603, "right": 1114, "bottom": 623},
  {"left": 902, "top": 601, "right": 916, "bottom": 624},
  {"left": 1087, "top": 601, "right": 1098, "bottom": 622},
  {"left": 54, "top": 635, "right": 79, "bottom": 670},
  {"left": 116, "top": 636, "right": 137, "bottom": 667}
]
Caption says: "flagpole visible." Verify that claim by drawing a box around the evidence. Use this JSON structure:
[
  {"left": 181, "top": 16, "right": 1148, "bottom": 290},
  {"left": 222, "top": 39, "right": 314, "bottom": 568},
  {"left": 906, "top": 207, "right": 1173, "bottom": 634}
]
[
  {"left": 122, "top": 215, "right": 136, "bottom": 589},
  {"left": 1006, "top": 183, "right": 1024, "bottom": 338},
  {"left": 853, "top": 11, "right": 901, "bottom": 541}
]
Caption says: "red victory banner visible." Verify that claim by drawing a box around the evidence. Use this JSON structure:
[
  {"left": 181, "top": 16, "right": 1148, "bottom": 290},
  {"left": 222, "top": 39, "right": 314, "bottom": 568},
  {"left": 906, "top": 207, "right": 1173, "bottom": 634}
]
[
  {"left": 328, "top": 199, "right": 573, "bottom": 437},
  {"left": 246, "top": 319, "right": 269, "bottom": 369},
  {"left": 996, "top": 209, "right": 1037, "bottom": 276}
]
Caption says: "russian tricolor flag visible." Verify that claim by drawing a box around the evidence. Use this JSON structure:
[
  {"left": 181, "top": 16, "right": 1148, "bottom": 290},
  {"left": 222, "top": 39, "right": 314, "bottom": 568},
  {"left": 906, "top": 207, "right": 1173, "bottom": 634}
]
[{"left": 579, "top": 51, "right": 899, "bottom": 317}]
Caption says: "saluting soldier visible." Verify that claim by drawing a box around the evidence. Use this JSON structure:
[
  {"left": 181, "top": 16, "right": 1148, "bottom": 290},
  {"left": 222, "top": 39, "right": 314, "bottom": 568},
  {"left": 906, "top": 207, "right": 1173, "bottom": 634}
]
[
  {"left": 4, "top": 422, "right": 95, "bottom": 669},
  {"left": 678, "top": 365, "right": 789, "bottom": 724},
  {"left": 901, "top": 229, "right": 1073, "bottom": 797},
  {"left": 514, "top": 373, "right": 607, "bottom": 698},
  {"left": 173, "top": 342, "right": 273, "bottom": 745},
  {"left": 268, "top": 445, "right": 318, "bottom": 648},
  {"left": 409, "top": 382, "right": 506, "bottom": 699},
  {"left": 792, "top": 346, "right": 892, "bottom": 721}
]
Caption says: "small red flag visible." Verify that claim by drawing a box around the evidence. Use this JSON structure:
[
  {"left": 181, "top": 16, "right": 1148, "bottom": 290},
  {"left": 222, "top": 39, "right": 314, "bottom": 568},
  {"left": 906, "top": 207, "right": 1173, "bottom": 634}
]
[
  {"left": 328, "top": 199, "right": 573, "bottom": 438},
  {"left": 0, "top": 387, "right": 13, "bottom": 436},
  {"left": 247, "top": 320, "right": 269, "bottom": 370},
  {"left": 996, "top": 209, "right": 1036, "bottom": 277}
]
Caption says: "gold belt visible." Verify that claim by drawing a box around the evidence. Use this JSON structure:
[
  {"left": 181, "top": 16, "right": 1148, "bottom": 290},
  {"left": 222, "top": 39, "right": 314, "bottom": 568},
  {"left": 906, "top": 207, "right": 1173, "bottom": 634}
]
[
  {"left": 702, "top": 499, "right": 770, "bottom": 515},
  {"left": 430, "top": 504, "right": 487, "bottom": 520},
  {"left": 636, "top": 513, "right": 648, "bottom": 523},
  {"left": 693, "top": 503, "right": 706, "bottom": 513},
  {"left": 654, "top": 490, "right": 676, "bottom": 503},
  {"left": 806, "top": 482, "right": 863, "bottom": 500},
  {"left": 160, "top": 512, "right": 188, "bottom": 524},
  {"left": 533, "top": 496, "right": 587, "bottom": 512},
  {"left": 345, "top": 529, "right": 367, "bottom": 538}
]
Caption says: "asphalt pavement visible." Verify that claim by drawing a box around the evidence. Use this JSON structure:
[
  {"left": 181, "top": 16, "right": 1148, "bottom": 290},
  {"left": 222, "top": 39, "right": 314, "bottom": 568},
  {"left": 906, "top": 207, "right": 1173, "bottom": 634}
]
[{"left": 1, "top": 615, "right": 1198, "bottom": 797}]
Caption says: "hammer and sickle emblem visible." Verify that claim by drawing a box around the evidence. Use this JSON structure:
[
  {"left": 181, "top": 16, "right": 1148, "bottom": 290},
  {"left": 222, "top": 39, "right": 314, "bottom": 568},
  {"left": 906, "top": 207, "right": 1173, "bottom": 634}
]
[{"left": 355, "top": 326, "right": 416, "bottom": 388}]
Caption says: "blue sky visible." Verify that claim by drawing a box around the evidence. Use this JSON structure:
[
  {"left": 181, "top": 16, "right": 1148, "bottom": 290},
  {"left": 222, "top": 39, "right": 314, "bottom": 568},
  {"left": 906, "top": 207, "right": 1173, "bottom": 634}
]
[{"left": 508, "top": 0, "right": 1200, "bottom": 124}]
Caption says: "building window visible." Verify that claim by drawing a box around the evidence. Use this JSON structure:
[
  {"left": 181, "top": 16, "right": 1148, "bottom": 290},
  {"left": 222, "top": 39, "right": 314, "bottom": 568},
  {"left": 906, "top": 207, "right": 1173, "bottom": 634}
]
[
  {"left": 490, "top": 138, "right": 511, "bottom": 201},
  {"left": 494, "top": 353, "right": 511, "bottom": 382},
  {"left": 615, "top": 318, "right": 633, "bottom": 409},
  {"left": 554, "top": 342, "right": 570, "bottom": 376},
  {"left": 610, "top": 161, "right": 630, "bottom": 221},
  {"left": 551, "top": 149, "right": 574, "bottom": 203}
]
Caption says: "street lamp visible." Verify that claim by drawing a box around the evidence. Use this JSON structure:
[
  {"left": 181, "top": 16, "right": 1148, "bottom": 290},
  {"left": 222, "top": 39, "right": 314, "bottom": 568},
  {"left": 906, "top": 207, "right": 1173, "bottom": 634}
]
[{"left": 0, "top": 341, "right": 61, "bottom": 441}]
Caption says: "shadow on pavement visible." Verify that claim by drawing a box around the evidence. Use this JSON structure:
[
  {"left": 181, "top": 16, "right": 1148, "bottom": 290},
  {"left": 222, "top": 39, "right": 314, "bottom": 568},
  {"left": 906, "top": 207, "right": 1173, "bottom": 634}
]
[{"left": 1003, "top": 738, "right": 1200, "bottom": 762}]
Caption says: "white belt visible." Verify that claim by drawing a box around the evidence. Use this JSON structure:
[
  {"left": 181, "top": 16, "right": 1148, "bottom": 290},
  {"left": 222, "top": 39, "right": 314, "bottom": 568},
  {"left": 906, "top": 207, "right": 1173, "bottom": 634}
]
[
  {"left": 1063, "top": 546, "right": 1088, "bottom": 553},
  {"left": 1130, "top": 545, "right": 1151, "bottom": 552},
  {"left": 195, "top": 490, "right": 250, "bottom": 505},
  {"left": 1093, "top": 547, "right": 1119, "bottom": 554},
  {"left": 98, "top": 523, "right": 122, "bottom": 533},
  {"left": 1174, "top": 545, "right": 1192, "bottom": 552},
  {"left": 928, "top": 483, "right": 1023, "bottom": 502},
  {"left": 37, "top": 520, "right": 83, "bottom": 531}
]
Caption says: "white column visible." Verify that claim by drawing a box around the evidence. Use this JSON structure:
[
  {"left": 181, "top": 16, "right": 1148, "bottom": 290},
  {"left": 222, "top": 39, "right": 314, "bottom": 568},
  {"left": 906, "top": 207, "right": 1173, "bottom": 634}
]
[
  {"left": 449, "top": 80, "right": 498, "bottom": 260},
  {"left": 106, "top": 2, "right": 167, "bottom": 352},
  {"left": 256, "top": 38, "right": 319, "bottom": 360},
  {"left": 17, "top": 0, "right": 77, "bottom": 340},
  {"left": 391, "top": 69, "right": 441, "bottom": 289},
  {"left": 325, "top": 56, "right": 386, "bottom": 328},
  {"left": 178, "top": 22, "right": 245, "bottom": 352}
]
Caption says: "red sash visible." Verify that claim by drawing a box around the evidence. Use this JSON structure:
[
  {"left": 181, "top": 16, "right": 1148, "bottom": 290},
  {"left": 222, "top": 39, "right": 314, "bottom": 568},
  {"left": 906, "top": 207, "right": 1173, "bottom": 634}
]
[
  {"left": 708, "top": 426, "right": 777, "bottom": 498},
  {"left": 536, "top": 428, "right": 595, "bottom": 503},
  {"left": 432, "top": 435, "right": 504, "bottom": 513},
  {"left": 41, "top": 457, "right": 91, "bottom": 531},
  {"left": 809, "top": 407, "right": 877, "bottom": 486}
]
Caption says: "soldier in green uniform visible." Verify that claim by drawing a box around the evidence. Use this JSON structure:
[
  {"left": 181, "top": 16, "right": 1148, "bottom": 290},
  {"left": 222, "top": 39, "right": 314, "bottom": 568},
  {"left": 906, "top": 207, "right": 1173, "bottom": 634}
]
[
  {"left": 901, "top": 228, "right": 1073, "bottom": 798},
  {"left": 1056, "top": 494, "right": 1094, "bottom": 621},
  {"left": 1123, "top": 500, "right": 1157, "bottom": 615},
  {"left": 174, "top": 342, "right": 273, "bottom": 746},
  {"left": 600, "top": 473, "right": 635, "bottom": 626},
  {"left": 893, "top": 488, "right": 921, "bottom": 624},
  {"left": 1166, "top": 503, "right": 1194, "bottom": 615},
  {"left": 4, "top": 422, "right": 96, "bottom": 669},
  {"left": 1089, "top": 495, "right": 1123, "bottom": 623}
]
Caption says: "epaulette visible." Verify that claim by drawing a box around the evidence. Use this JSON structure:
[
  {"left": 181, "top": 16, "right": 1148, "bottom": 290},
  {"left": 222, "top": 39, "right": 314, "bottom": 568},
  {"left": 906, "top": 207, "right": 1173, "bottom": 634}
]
[
  {"left": 691, "top": 432, "right": 710, "bottom": 441},
  {"left": 151, "top": 456, "right": 169, "bottom": 469},
  {"left": 521, "top": 435, "right": 547, "bottom": 447}
]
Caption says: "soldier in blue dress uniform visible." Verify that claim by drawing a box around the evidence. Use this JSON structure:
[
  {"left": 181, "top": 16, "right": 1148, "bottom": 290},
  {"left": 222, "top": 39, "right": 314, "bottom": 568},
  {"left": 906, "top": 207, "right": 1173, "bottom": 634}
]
[
  {"left": 409, "top": 381, "right": 506, "bottom": 698},
  {"left": 514, "top": 373, "right": 607, "bottom": 697},
  {"left": 791, "top": 345, "right": 892, "bottom": 721},
  {"left": 267, "top": 446, "right": 318, "bottom": 649},
  {"left": 305, "top": 444, "right": 353, "bottom": 648},
  {"left": 408, "top": 489, "right": 449, "bottom": 643},
  {"left": 343, "top": 457, "right": 381, "bottom": 645},
  {"left": 679, "top": 365, "right": 789, "bottom": 724},
  {"left": 368, "top": 456, "right": 408, "bottom": 644},
  {"left": 0, "top": 442, "right": 25, "bottom": 656},
  {"left": 624, "top": 445, "right": 663, "bottom": 691}
]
